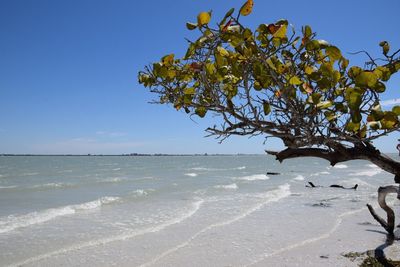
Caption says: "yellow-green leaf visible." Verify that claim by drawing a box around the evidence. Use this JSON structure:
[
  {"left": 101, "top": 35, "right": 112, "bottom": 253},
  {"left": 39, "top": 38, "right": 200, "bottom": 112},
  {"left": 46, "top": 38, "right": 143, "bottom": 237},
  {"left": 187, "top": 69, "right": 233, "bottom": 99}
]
[
  {"left": 184, "top": 87, "right": 195, "bottom": 95},
  {"left": 392, "top": 106, "right": 400, "bottom": 116},
  {"left": 289, "top": 76, "right": 302, "bottom": 85},
  {"left": 325, "top": 46, "right": 342, "bottom": 61},
  {"left": 161, "top": 54, "right": 174, "bottom": 66},
  {"left": 273, "top": 24, "right": 287, "bottom": 39},
  {"left": 217, "top": 46, "right": 229, "bottom": 57},
  {"left": 346, "top": 121, "right": 360, "bottom": 132},
  {"left": 317, "top": 100, "right": 333, "bottom": 109},
  {"left": 355, "top": 71, "right": 378, "bottom": 88}
]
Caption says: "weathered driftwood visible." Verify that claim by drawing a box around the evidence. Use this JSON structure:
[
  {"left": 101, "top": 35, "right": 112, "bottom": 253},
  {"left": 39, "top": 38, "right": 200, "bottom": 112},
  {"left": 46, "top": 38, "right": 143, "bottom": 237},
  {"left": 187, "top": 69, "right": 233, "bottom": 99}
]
[{"left": 367, "top": 185, "right": 399, "bottom": 235}]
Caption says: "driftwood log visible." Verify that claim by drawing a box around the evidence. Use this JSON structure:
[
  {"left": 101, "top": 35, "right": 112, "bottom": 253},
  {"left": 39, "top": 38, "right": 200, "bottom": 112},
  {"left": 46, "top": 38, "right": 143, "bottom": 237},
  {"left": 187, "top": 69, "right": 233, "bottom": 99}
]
[{"left": 367, "top": 185, "right": 400, "bottom": 235}]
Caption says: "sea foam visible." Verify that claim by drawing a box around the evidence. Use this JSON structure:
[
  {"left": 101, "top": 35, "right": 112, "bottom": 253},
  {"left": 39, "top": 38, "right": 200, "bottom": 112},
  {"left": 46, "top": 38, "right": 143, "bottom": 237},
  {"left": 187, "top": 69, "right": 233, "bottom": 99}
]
[
  {"left": 0, "top": 196, "right": 120, "bottom": 234},
  {"left": 236, "top": 174, "right": 269, "bottom": 181},
  {"left": 333, "top": 164, "right": 348, "bottom": 169},
  {"left": 293, "top": 175, "right": 305, "bottom": 181},
  {"left": 185, "top": 173, "right": 198, "bottom": 177},
  {"left": 214, "top": 183, "right": 238, "bottom": 190}
]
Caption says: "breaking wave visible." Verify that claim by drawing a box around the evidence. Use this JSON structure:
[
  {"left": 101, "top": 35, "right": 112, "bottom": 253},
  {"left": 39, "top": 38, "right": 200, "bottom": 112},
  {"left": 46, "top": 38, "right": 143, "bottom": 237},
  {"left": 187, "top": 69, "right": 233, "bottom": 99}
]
[{"left": 0, "top": 196, "right": 120, "bottom": 234}]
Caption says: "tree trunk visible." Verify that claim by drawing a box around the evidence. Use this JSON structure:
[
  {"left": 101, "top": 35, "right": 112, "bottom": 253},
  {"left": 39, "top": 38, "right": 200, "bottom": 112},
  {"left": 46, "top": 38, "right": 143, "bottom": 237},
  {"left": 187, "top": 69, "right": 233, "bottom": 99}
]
[{"left": 367, "top": 185, "right": 399, "bottom": 235}]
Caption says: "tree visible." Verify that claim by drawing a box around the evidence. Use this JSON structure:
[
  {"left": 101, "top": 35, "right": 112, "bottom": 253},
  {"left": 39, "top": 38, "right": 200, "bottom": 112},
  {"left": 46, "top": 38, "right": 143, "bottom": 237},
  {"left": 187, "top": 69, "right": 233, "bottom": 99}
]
[{"left": 138, "top": 1, "right": 400, "bottom": 235}]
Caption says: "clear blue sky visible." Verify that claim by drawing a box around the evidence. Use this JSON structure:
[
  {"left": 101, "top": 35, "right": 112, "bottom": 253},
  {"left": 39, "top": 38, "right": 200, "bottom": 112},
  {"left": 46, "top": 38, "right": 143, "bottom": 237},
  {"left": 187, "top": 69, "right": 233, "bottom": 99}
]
[{"left": 0, "top": 0, "right": 399, "bottom": 154}]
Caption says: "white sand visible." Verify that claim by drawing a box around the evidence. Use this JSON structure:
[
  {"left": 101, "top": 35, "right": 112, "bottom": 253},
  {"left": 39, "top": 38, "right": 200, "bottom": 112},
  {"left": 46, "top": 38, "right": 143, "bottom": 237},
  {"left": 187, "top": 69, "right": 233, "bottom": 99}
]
[{"left": 251, "top": 207, "right": 400, "bottom": 267}]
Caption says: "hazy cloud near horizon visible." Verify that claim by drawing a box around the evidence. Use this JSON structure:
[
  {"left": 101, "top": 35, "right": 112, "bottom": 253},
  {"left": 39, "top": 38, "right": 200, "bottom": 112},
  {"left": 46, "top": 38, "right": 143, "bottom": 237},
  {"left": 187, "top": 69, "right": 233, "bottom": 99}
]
[{"left": 381, "top": 98, "right": 400, "bottom": 107}]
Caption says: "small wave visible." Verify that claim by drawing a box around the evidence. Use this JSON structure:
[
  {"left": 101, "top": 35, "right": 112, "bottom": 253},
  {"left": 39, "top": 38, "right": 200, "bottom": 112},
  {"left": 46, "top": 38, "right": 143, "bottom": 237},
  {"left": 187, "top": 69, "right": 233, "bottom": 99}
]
[
  {"left": 112, "top": 168, "right": 121, "bottom": 171},
  {"left": 236, "top": 174, "right": 269, "bottom": 181},
  {"left": 333, "top": 164, "right": 348, "bottom": 169},
  {"left": 310, "top": 171, "right": 330, "bottom": 177},
  {"left": 10, "top": 199, "right": 204, "bottom": 267},
  {"left": 366, "top": 164, "right": 379, "bottom": 168},
  {"left": 293, "top": 175, "right": 305, "bottom": 181},
  {"left": 0, "top": 196, "right": 120, "bottom": 234},
  {"left": 131, "top": 189, "right": 154, "bottom": 197},
  {"left": 214, "top": 183, "right": 238, "bottom": 190},
  {"left": 32, "top": 183, "right": 72, "bottom": 189},
  {"left": 21, "top": 172, "right": 39, "bottom": 176},
  {"left": 185, "top": 173, "right": 198, "bottom": 177},
  {"left": 190, "top": 166, "right": 246, "bottom": 171},
  {"left": 101, "top": 177, "right": 126, "bottom": 183},
  {"left": 139, "top": 184, "right": 291, "bottom": 267},
  {"left": 0, "top": 185, "right": 17, "bottom": 189},
  {"left": 190, "top": 167, "right": 209, "bottom": 171},
  {"left": 57, "top": 170, "right": 73, "bottom": 173}
]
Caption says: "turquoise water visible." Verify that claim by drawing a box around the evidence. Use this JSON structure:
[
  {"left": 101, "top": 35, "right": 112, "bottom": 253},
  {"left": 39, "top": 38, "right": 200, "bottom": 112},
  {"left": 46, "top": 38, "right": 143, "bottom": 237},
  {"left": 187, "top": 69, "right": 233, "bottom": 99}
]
[{"left": 0, "top": 155, "right": 397, "bottom": 266}]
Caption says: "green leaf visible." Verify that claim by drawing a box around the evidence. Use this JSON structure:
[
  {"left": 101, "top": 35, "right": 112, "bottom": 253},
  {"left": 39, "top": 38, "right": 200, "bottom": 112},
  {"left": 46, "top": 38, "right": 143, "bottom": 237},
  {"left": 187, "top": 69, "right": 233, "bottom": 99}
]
[
  {"left": 345, "top": 87, "right": 363, "bottom": 110},
  {"left": 325, "top": 46, "right": 342, "bottom": 61},
  {"left": 348, "top": 66, "right": 362, "bottom": 79},
  {"left": 317, "top": 100, "right": 333, "bottom": 109},
  {"left": 317, "top": 40, "right": 330, "bottom": 48},
  {"left": 220, "top": 8, "right": 234, "bottom": 25},
  {"left": 373, "top": 66, "right": 391, "bottom": 81},
  {"left": 273, "top": 24, "right": 287, "bottom": 39},
  {"left": 184, "top": 87, "right": 195, "bottom": 95},
  {"left": 161, "top": 54, "right": 174, "bottom": 66},
  {"left": 217, "top": 46, "right": 229, "bottom": 57},
  {"left": 351, "top": 110, "right": 362, "bottom": 123},
  {"left": 263, "top": 101, "right": 271, "bottom": 115},
  {"left": 392, "top": 106, "right": 400, "bottom": 116},
  {"left": 184, "top": 43, "right": 196, "bottom": 59},
  {"left": 372, "top": 81, "right": 386, "bottom": 93},
  {"left": 195, "top": 107, "right": 207, "bottom": 118},
  {"left": 311, "top": 93, "right": 322, "bottom": 104},
  {"left": 346, "top": 121, "right": 360, "bottom": 132},
  {"left": 368, "top": 121, "right": 380, "bottom": 130},
  {"left": 379, "top": 41, "right": 390, "bottom": 55},
  {"left": 355, "top": 71, "right": 378, "bottom": 88},
  {"left": 380, "top": 112, "right": 398, "bottom": 129},
  {"left": 186, "top": 22, "right": 197, "bottom": 30},
  {"left": 289, "top": 76, "right": 302, "bottom": 85},
  {"left": 303, "top": 25, "right": 312, "bottom": 38}
]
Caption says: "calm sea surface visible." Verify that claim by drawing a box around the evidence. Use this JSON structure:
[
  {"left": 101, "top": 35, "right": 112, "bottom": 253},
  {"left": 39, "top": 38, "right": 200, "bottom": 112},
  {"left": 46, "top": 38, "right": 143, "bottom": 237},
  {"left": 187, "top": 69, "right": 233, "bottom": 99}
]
[{"left": 0, "top": 155, "right": 397, "bottom": 266}]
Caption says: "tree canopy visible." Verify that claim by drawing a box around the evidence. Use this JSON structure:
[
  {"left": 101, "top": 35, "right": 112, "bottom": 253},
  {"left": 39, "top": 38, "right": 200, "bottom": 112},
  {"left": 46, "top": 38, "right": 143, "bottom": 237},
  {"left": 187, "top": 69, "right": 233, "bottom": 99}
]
[{"left": 138, "top": 1, "right": 400, "bottom": 178}]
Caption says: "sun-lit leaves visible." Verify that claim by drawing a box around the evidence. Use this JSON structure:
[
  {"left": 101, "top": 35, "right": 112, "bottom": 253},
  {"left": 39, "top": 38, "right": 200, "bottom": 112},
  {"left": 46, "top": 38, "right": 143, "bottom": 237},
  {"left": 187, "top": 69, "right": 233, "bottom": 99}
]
[
  {"left": 392, "top": 106, "right": 400, "bottom": 116},
  {"left": 355, "top": 71, "right": 378, "bottom": 88},
  {"left": 161, "top": 54, "right": 174, "bottom": 66},
  {"left": 325, "top": 46, "right": 342, "bottom": 61},
  {"left": 345, "top": 87, "right": 363, "bottom": 110},
  {"left": 289, "top": 76, "right": 302, "bottom": 85},
  {"left": 239, "top": 0, "right": 254, "bottom": 16},
  {"left": 139, "top": 3, "right": 400, "bottom": 145}
]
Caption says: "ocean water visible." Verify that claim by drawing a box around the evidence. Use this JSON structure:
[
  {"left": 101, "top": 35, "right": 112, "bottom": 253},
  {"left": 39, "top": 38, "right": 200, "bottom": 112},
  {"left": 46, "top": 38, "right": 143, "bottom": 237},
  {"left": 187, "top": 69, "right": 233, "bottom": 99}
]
[{"left": 0, "top": 155, "right": 398, "bottom": 266}]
